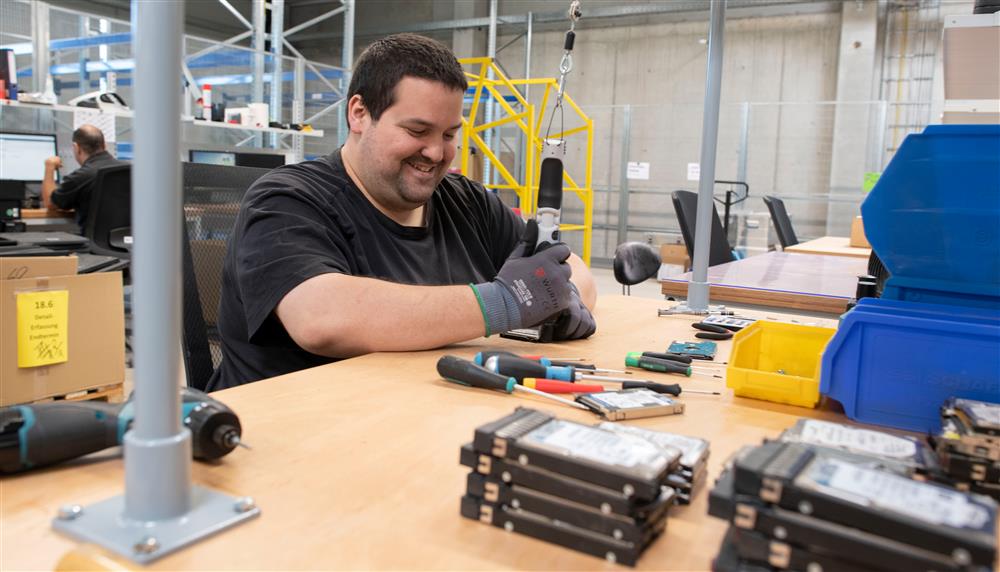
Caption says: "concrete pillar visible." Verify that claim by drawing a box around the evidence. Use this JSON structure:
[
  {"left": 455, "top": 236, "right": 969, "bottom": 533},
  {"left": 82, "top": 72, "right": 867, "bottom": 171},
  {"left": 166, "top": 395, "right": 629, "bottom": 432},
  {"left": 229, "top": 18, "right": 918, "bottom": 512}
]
[{"left": 826, "top": 0, "right": 879, "bottom": 236}]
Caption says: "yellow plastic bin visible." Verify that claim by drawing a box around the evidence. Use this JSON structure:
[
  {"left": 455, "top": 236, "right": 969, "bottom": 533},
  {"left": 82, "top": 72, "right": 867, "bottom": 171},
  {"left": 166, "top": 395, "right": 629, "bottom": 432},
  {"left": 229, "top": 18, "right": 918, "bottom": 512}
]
[{"left": 726, "top": 321, "right": 837, "bottom": 408}]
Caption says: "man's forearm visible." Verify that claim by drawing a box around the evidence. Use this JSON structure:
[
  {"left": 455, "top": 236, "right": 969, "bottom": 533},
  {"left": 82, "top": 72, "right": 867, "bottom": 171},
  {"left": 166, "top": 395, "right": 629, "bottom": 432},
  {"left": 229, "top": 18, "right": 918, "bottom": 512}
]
[
  {"left": 567, "top": 253, "right": 597, "bottom": 310},
  {"left": 40, "top": 166, "right": 57, "bottom": 209},
  {"left": 276, "top": 273, "right": 488, "bottom": 358}
]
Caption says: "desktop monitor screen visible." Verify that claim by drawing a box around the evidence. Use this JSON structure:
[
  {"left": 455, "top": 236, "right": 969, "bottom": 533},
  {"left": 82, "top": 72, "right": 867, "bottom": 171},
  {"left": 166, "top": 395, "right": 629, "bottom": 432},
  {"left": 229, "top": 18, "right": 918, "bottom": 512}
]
[
  {"left": 0, "top": 132, "right": 58, "bottom": 182},
  {"left": 189, "top": 150, "right": 237, "bottom": 167},
  {"left": 234, "top": 152, "right": 285, "bottom": 169}
]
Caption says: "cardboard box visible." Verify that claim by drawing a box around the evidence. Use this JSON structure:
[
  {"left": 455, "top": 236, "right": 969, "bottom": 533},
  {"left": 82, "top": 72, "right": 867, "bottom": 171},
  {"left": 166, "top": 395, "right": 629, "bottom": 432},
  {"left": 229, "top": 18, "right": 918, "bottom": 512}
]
[
  {"left": 1, "top": 257, "right": 124, "bottom": 406},
  {"left": 944, "top": 23, "right": 1000, "bottom": 101},
  {"left": 850, "top": 216, "right": 870, "bottom": 248},
  {"left": 659, "top": 243, "right": 691, "bottom": 271}
]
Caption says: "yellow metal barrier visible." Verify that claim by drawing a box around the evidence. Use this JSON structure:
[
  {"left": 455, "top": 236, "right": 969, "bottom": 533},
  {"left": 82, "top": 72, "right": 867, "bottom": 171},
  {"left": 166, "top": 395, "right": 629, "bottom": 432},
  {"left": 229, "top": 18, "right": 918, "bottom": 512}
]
[{"left": 458, "top": 57, "right": 594, "bottom": 265}]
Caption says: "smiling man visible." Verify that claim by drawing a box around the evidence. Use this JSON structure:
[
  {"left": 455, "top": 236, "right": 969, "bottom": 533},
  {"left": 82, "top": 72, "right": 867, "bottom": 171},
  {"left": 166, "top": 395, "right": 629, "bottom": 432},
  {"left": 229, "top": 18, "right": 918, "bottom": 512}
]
[{"left": 209, "top": 34, "right": 596, "bottom": 390}]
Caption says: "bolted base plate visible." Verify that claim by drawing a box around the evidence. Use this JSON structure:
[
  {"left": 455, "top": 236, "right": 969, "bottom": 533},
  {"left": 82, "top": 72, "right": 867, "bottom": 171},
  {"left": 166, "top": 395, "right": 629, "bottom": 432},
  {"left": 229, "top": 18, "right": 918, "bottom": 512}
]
[
  {"left": 52, "top": 485, "right": 260, "bottom": 565},
  {"left": 658, "top": 303, "right": 728, "bottom": 316}
]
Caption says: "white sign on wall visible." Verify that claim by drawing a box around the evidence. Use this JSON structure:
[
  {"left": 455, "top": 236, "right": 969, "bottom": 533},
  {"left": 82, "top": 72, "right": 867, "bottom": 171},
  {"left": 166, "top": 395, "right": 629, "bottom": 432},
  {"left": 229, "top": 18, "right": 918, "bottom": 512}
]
[
  {"left": 686, "top": 162, "right": 700, "bottom": 182},
  {"left": 626, "top": 161, "right": 650, "bottom": 180},
  {"left": 73, "top": 108, "right": 116, "bottom": 143}
]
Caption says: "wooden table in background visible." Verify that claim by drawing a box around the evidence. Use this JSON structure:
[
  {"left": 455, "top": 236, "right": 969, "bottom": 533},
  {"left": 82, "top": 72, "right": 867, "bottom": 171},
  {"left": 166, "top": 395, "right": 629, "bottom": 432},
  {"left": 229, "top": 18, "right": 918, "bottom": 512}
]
[
  {"left": 661, "top": 251, "right": 868, "bottom": 314},
  {"left": 784, "top": 236, "right": 872, "bottom": 259},
  {"left": 1, "top": 296, "right": 855, "bottom": 570}
]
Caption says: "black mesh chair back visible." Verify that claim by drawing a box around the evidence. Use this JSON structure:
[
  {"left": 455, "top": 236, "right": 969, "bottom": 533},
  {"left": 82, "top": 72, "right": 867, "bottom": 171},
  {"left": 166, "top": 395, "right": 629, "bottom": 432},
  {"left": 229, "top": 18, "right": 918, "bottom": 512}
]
[
  {"left": 671, "top": 190, "right": 736, "bottom": 267},
  {"left": 181, "top": 162, "right": 271, "bottom": 390},
  {"left": 86, "top": 164, "right": 132, "bottom": 257},
  {"left": 762, "top": 195, "right": 799, "bottom": 248}
]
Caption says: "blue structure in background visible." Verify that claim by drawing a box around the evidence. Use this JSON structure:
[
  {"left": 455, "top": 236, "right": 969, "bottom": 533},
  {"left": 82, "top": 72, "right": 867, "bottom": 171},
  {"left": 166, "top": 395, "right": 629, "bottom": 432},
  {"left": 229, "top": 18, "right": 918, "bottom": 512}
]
[{"left": 821, "top": 125, "right": 1000, "bottom": 433}]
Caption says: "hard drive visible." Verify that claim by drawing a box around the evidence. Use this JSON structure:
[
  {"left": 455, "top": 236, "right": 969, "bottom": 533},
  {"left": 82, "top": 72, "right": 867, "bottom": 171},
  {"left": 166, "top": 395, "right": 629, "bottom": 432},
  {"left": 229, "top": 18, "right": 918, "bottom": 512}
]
[
  {"left": 728, "top": 526, "right": 870, "bottom": 572},
  {"left": 460, "top": 494, "right": 644, "bottom": 567},
  {"left": 465, "top": 472, "right": 672, "bottom": 545},
  {"left": 776, "top": 418, "right": 939, "bottom": 476},
  {"left": 940, "top": 449, "right": 1000, "bottom": 484},
  {"left": 472, "top": 407, "right": 673, "bottom": 501},
  {"left": 732, "top": 442, "right": 998, "bottom": 568},
  {"left": 577, "top": 389, "right": 685, "bottom": 421},
  {"left": 598, "top": 422, "right": 710, "bottom": 479},
  {"left": 944, "top": 398, "right": 1000, "bottom": 437},
  {"left": 711, "top": 468, "right": 991, "bottom": 572},
  {"left": 460, "top": 443, "right": 668, "bottom": 518}
]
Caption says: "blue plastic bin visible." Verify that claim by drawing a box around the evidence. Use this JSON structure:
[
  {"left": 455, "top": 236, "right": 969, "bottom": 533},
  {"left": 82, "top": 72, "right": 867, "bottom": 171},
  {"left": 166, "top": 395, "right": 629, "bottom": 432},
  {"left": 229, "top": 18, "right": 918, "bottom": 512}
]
[
  {"left": 862, "top": 125, "right": 1000, "bottom": 309},
  {"left": 821, "top": 298, "right": 1000, "bottom": 433}
]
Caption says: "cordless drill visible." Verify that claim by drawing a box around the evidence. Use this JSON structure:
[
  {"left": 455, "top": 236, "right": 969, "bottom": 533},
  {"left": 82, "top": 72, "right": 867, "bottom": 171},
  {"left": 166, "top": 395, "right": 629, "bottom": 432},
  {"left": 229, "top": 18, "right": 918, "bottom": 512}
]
[{"left": 0, "top": 388, "right": 244, "bottom": 474}]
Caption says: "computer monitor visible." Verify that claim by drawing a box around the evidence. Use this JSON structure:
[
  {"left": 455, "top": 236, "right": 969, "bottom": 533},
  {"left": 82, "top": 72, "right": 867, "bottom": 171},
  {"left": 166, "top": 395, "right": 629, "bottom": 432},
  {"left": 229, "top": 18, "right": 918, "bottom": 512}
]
[
  {"left": 189, "top": 150, "right": 236, "bottom": 167},
  {"left": 0, "top": 132, "right": 58, "bottom": 182}
]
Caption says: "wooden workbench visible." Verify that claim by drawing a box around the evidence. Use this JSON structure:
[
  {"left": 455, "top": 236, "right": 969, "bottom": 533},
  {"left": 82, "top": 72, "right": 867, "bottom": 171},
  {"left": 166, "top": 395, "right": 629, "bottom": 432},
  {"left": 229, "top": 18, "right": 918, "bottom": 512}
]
[
  {"left": 661, "top": 252, "right": 868, "bottom": 314},
  {"left": 784, "top": 236, "right": 872, "bottom": 259},
  {"left": 0, "top": 296, "right": 857, "bottom": 570}
]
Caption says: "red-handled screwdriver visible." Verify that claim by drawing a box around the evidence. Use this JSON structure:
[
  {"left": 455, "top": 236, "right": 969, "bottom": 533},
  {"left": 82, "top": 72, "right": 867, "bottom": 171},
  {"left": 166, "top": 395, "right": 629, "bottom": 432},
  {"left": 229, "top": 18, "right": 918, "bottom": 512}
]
[{"left": 521, "top": 378, "right": 605, "bottom": 394}]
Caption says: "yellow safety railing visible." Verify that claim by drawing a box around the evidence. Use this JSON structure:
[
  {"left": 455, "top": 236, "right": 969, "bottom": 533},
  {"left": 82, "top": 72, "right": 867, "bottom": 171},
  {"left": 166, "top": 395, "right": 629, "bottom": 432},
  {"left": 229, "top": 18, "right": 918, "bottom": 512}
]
[{"left": 458, "top": 57, "right": 594, "bottom": 265}]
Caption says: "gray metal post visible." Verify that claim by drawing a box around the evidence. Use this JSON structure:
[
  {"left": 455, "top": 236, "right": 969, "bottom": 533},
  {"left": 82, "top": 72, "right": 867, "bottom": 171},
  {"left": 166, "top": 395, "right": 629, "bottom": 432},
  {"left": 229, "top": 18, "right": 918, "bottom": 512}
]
[
  {"left": 616, "top": 105, "right": 633, "bottom": 248},
  {"left": 686, "top": 0, "right": 727, "bottom": 311},
  {"left": 338, "top": 0, "right": 355, "bottom": 145},
  {"left": 269, "top": 0, "right": 285, "bottom": 149},
  {"left": 32, "top": 1, "right": 51, "bottom": 93},
  {"left": 524, "top": 12, "right": 533, "bottom": 103},
  {"left": 736, "top": 102, "right": 750, "bottom": 185},
  {"left": 484, "top": 0, "right": 498, "bottom": 188},
  {"left": 252, "top": 0, "right": 267, "bottom": 147},
  {"left": 293, "top": 57, "right": 306, "bottom": 163}
]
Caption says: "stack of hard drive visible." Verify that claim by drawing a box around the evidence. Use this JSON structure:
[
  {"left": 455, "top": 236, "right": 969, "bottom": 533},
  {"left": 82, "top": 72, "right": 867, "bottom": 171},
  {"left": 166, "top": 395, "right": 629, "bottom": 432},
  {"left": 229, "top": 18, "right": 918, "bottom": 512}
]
[
  {"left": 460, "top": 407, "right": 708, "bottom": 566},
  {"left": 709, "top": 435, "right": 998, "bottom": 572},
  {"left": 935, "top": 398, "right": 1000, "bottom": 501}
]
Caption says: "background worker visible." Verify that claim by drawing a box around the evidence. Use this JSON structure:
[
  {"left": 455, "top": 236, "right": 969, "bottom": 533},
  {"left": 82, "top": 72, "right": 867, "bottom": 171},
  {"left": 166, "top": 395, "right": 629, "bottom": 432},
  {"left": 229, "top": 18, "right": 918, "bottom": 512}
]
[
  {"left": 210, "top": 33, "right": 596, "bottom": 390},
  {"left": 40, "top": 124, "right": 127, "bottom": 233}
]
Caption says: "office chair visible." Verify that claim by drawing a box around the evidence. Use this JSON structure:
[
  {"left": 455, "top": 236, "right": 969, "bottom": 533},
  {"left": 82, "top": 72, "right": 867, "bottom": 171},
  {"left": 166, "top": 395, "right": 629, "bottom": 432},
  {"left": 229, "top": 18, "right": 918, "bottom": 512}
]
[
  {"left": 86, "top": 164, "right": 132, "bottom": 257},
  {"left": 762, "top": 195, "right": 799, "bottom": 249},
  {"left": 671, "top": 190, "right": 736, "bottom": 267},
  {"left": 181, "top": 162, "right": 271, "bottom": 390},
  {"left": 612, "top": 242, "right": 661, "bottom": 295}
]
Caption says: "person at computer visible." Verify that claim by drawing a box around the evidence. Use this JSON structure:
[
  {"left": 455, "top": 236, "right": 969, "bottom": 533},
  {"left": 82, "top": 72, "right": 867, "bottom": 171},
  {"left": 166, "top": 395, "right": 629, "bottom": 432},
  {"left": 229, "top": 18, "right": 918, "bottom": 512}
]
[
  {"left": 208, "top": 33, "right": 597, "bottom": 390},
  {"left": 40, "top": 124, "right": 127, "bottom": 233}
]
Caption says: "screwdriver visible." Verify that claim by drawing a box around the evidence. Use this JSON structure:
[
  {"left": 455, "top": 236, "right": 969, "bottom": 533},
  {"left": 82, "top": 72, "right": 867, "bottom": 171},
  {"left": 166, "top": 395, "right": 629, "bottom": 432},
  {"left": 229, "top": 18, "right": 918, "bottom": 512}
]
[
  {"left": 620, "top": 381, "right": 720, "bottom": 396},
  {"left": 639, "top": 351, "right": 723, "bottom": 370},
  {"left": 484, "top": 355, "right": 652, "bottom": 385},
  {"left": 521, "top": 378, "right": 605, "bottom": 394},
  {"left": 625, "top": 353, "right": 723, "bottom": 378},
  {"left": 473, "top": 351, "right": 628, "bottom": 374},
  {"left": 437, "top": 355, "right": 588, "bottom": 410}
]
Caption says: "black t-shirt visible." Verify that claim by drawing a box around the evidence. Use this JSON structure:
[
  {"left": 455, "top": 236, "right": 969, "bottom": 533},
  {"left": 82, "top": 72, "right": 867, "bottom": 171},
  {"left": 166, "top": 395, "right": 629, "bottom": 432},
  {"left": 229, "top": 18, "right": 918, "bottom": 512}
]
[
  {"left": 208, "top": 149, "right": 525, "bottom": 390},
  {"left": 50, "top": 150, "right": 128, "bottom": 232}
]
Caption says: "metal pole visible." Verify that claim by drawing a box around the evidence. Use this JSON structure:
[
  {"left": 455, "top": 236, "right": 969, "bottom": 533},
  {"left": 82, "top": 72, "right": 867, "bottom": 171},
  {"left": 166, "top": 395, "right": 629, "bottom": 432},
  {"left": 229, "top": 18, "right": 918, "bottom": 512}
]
[
  {"left": 616, "top": 105, "right": 633, "bottom": 248},
  {"left": 338, "top": 0, "right": 355, "bottom": 145},
  {"left": 686, "top": 0, "right": 727, "bottom": 311},
  {"left": 31, "top": 1, "right": 51, "bottom": 93},
  {"left": 128, "top": 0, "right": 188, "bottom": 521},
  {"left": 484, "top": 0, "right": 498, "bottom": 188},
  {"left": 524, "top": 12, "right": 533, "bottom": 104},
  {"left": 218, "top": 0, "right": 253, "bottom": 30},
  {"left": 284, "top": 5, "right": 345, "bottom": 37},
  {"left": 736, "top": 101, "right": 750, "bottom": 184},
  {"left": 269, "top": 0, "right": 285, "bottom": 149},
  {"left": 252, "top": 0, "right": 266, "bottom": 147},
  {"left": 293, "top": 57, "right": 306, "bottom": 163}
]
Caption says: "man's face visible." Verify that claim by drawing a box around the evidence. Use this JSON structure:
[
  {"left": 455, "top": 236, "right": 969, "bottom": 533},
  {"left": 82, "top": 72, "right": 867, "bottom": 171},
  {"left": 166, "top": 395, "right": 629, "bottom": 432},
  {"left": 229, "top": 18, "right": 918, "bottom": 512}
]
[{"left": 351, "top": 77, "right": 464, "bottom": 212}]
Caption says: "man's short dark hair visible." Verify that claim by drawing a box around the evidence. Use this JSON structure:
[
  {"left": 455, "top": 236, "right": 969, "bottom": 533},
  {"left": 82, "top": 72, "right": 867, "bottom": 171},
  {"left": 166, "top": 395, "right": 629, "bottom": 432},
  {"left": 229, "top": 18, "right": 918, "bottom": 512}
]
[
  {"left": 347, "top": 33, "right": 468, "bottom": 123},
  {"left": 72, "top": 125, "right": 105, "bottom": 155}
]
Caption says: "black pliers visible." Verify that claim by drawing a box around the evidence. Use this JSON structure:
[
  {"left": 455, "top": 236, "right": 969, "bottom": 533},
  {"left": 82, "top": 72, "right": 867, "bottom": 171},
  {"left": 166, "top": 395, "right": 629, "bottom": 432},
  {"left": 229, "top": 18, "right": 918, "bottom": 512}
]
[{"left": 692, "top": 322, "right": 734, "bottom": 340}]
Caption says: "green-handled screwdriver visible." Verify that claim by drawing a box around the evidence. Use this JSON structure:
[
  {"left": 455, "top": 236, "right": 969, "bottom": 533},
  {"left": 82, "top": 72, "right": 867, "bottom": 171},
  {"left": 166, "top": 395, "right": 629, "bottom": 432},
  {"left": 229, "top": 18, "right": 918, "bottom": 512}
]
[
  {"left": 621, "top": 381, "right": 720, "bottom": 396},
  {"left": 437, "top": 355, "right": 589, "bottom": 411},
  {"left": 625, "top": 353, "right": 723, "bottom": 378}
]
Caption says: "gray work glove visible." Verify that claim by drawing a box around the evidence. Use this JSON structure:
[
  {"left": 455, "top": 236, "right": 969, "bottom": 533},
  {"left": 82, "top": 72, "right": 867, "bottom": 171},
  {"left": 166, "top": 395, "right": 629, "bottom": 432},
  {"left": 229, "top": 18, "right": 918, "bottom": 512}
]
[
  {"left": 471, "top": 220, "right": 574, "bottom": 336},
  {"left": 551, "top": 283, "right": 597, "bottom": 340}
]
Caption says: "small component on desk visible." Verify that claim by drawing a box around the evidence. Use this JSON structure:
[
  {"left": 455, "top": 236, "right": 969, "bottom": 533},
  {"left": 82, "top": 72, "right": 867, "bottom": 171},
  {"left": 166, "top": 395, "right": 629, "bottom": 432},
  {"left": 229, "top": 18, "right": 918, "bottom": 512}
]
[
  {"left": 667, "top": 340, "right": 717, "bottom": 360},
  {"left": 576, "top": 388, "right": 685, "bottom": 421},
  {"left": 692, "top": 322, "right": 734, "bottom": 340},
  {"left": 499, "top": 323, "right": 556, "bottom": 343},
  {"left": 700, "top": 315, "right": 756, "bottom": 331}
]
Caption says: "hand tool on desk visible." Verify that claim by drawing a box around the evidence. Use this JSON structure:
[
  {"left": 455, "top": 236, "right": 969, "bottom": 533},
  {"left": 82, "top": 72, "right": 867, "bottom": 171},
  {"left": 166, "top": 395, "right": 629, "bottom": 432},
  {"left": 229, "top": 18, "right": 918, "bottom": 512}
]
[
  {"left": 0, "top": 388, "right": 246, "bottom": 474},
  {"left": 618, "top": 381, "right": 720, "bottom": 397},
  {"left": 484, "top": 354, "right": 651, "bottom": 385},
  {"left": 636, "top": 351, "right": 725, "bottom": 370},
  {"left": 691, "top": 322, "right": 734, "bottom": 340},
  {"left": 625, "top": 353, "right": 724, "bottom": 379},
  {"left": 437, "top": 355, "right": 588, "bottom": 410},
  {"left": 521, "top": 378, "right": 605, "bottom": 394},
  {"left": 473, "top": 350, "right": 628, "bottom": 374}
]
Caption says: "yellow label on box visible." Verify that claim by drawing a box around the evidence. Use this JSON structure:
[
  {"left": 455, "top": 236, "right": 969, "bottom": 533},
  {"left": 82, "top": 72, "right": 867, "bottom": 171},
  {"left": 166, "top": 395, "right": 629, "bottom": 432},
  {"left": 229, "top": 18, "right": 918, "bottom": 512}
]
[{"left": 16, "top": 290, "right": 69, "bottom": 367}]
